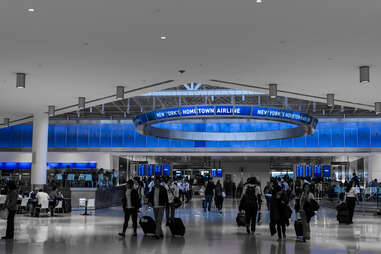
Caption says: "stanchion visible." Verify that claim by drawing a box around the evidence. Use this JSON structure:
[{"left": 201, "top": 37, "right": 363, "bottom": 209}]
[{"left": 81, "top": 199, "right": 90, "bottom": 216}]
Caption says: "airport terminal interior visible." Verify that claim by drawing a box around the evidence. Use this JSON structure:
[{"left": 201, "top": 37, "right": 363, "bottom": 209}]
[{"left": 2, "top": 0, "right": 381, "bottom": 253}]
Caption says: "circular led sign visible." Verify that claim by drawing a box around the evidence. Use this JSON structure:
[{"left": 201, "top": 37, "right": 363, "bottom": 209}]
[{"left": 133, "top": 105, "right": 318, "bottom": 141}]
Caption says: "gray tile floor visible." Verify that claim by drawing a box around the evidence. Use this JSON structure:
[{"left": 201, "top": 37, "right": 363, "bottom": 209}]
[{"left": 0, "top": 199, "right": 380, "bottom": 254}]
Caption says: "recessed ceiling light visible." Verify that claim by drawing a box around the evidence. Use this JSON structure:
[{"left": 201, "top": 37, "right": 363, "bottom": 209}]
[
  {"left": 256, "top": 0, "right": 262, "bottom": 3},
  {"left": 160, "top": 35, "right": 167, "bottom": 40},
  {"left": 28, "top": 8, "right": 35, "bottom": 12}
]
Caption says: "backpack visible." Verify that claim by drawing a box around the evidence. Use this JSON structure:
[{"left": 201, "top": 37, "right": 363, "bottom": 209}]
[{"left": 245, "top": 186, "right": 258, "bottom": 206}]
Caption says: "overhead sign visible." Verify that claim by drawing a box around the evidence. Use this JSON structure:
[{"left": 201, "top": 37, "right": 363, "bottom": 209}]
[{"left": 133, "top": 105, "right": 317, "bottom": 141}]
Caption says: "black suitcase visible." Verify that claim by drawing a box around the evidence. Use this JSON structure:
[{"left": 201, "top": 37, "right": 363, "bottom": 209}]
[
  {"left": 336, "top": 203, "right": 351, "bottom": 224},
  {"left": 337, "top": 209, "right": 351, "bottom": 224},
  {"left": 168, "top": 218, "right": 185, "bottom": 236},
  {"left": 139, "top": 216, "right": 156, "bottom": 235},
  {"left": 294, "top": 220, "right": 303, "bottom": 237},
  {"left": 236, "top": 212, "right": 246, "bottom": 227}
]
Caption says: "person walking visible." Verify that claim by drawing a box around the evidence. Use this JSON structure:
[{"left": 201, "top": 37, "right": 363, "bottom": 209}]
[
  {"left": 297, "top": 183, "right": 316, "bottom": 241},
  {"left": 239, "top": 178, "right": 261, "bottom": 234},
  {"left": 119, "top": 180, "right": 140, "bottom": 237},
  {"left": 344, "top": 181, "right": 357, "bottom": 224},
  {"left": 232, "top": 181, "right": 237, "bottom": 199},
  {"left": 214, "top": 180, "right": 224, "bottom": 214},
  {"left": 165, "top": 179, "right": 180, "bottom": 224},
  {"left": 200, "top": 182, "right": 206, "bottom": 209},
  {"left": 204, "top": 180, "right": 215, "bottom": 212},
  {"left": 2, "top": 181, "right": 18, "bottom": 240},
  {"left": 264, "top": 182, "right": 272, "bottom": 211},
  {"left": 270, "top": 183, "right": 290, "bottom": 240},
  {"left": 148, "top": 178, "right": 168, "bottom": 239}
]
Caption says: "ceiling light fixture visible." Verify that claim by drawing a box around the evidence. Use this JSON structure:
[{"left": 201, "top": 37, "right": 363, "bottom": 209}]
[
  {"left": 28, "top": 8, "right": 35, "bottom": 12},
  {"left": 160, "top": 35, "right": 167, "bottom": 40},
  {"left": 327, "top": 93, "right": 335, "bottom": 107},
  {"left": 48, "top": 105, "right": 55, "bottom": 117},
  {"left": 78, "top": 97, "right": 86, "bottom": 109},
  {"left": 256, "top": 0, "right": 262, "bottom": 3},
  {"left": 360, "top": 66, "right": 370, "bottom": 84},
  {"left": 16, "top": 73, "right": 26, "bottom": 88},
  {"left": 269, "top": 83, "right": 277, "bottom": 99},
  {"left": 116, "top": 85, "right": 125, "bottom": 99},
  {"left": 375, "top": 102, "right": 381, "bottom": 115}
]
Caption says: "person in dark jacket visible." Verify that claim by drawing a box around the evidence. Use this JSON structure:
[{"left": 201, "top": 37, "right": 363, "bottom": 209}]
[
  {"left": 2, "top": 181, "right": 18, "bottom": 240},
  {"left": 239, "top": 178, "right": 261, "bottom": 234},
  {"left": 148, "top": 178, "right": 168, "bottom": 239},
  {"left": 119, "top": 180, "right": 140, "bottom": 237},
  {"left": 214, "top": 180, "right": 224, "bottom": 214},
  {"left": 270, "top": 183, "right": 290, "bottom": 240},
  {"left": 204, "top": 180, "right": 215, "bottom": 212}
]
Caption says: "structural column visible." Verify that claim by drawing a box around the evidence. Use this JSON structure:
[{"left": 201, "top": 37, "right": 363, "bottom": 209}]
[
  {"left": 368, "top": 154, "right": 381, "bottom": 182},
  {"left": 31, "top": 113, "right": 49, "bottom": 188}
]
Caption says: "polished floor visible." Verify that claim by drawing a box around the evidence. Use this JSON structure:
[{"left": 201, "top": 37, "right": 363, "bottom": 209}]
[{"left": 0, "top": 199, "right": 380, "bottom": 254}]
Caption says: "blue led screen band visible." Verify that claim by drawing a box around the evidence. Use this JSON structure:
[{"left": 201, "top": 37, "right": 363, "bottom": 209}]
[{"left": 133, "top": 105, "right": 318, "bottom": 141}]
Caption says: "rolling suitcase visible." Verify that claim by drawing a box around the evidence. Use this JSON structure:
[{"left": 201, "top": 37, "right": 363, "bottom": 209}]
[
  {"left": 168, "top": 217, "right": 185, "bottom": 236},
  {"left": 294, "top": 220, "right": 303, "bottom": 237},
  {"left": 139, "top": 216, "right": 156, "bottom": 235},
  {"left": 236, "top": 212, "right": 246, "bottom": 227},
  {"left": 336, "top": 203, "right": 351, "bottom": 224}
]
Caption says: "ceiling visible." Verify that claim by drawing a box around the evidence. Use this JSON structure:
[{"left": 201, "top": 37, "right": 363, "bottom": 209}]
[
  {"left": 1, "top": 0, "right": 381, "bottom": 121},
  {"left": 53, "top": 84, "right": 377, "bottom": 120}
]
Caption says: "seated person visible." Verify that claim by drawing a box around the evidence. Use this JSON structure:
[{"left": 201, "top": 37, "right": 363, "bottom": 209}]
[{"left": 49, "top": 187, "right": 61, "bottom": 216}]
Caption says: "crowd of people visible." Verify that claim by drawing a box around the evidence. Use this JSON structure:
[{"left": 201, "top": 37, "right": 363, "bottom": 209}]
[
  {"left": 0, "top": 173, "right": 363, "bottom": 242},
  {"left": 116, "top": 175, "right": 323, "bottom": 242}
]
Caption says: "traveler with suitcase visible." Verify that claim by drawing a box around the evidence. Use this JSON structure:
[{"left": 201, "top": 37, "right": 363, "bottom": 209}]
[
  {"left": 148, "top": 178, "right": 168, "bottom": 239},
  {"left": 119, "top": 180, "right": 141, "bottom": 237},
  {"left": 164, "top": 179, "right": 180, "bottom": 224},
  {"left": 297, "top": 182, "right": 316, "bottom": 242},
  {"left": 270, "top": 182, "right": 291, "bottom": 240},
  {"left": 239, "top": 177, "right": 261, "bottom": 234},
  {"left": 344, "top": 181, "right": 358, "bottom": 224}
]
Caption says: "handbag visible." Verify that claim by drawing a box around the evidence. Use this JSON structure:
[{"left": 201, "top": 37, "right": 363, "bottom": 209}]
[
  {"left": 0, "top": 209, "right": 8, "bottom": 220},
  {"left": 222, "top": 192, "right": 226, "bottom": 198},
  {"left": 173, "top": 197, "right": 182, "bottom": 209},
  {"left": 309, "top": 199, "right": 320, "bottom": 212}
]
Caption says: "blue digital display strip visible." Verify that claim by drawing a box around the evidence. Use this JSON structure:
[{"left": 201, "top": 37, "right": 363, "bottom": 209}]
[
  {"left": 134, "top": 105, "right": 316, "bottom": 126},
  {"left": 296, "top": 164, "right": 330, "bottom": 178},
  {"left": 314, "top": 165, "right": 321, "bottom": 177},
  {"left": 0, "top": 162, "right": 97, "bottom": 170},
  {"left": 138, "top": 164, "right": 171, "bottom": 177},
  {"left": 305, "top": 165, "right": 312, "bottom": 177}
]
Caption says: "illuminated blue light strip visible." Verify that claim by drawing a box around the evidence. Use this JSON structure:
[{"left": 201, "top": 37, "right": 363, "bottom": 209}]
[{"left": 133, "top": 105, "right": 317, "bottom": 141}]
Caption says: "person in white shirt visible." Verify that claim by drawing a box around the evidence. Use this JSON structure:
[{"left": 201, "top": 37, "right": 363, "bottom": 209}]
[
  {"left": 344, "top": 181, "right": 358, "bottom": 224},
  {"left": 36, "top": 190, "right": 50, "bottom": 206},
  {"left": 35, "top": 189, "right": 50, "bottom": 217}
]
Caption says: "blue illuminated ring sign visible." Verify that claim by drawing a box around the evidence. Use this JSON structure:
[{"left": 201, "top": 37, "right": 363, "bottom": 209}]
[{"left": 133, "top": 105, "right": 318, "bottom": 141}]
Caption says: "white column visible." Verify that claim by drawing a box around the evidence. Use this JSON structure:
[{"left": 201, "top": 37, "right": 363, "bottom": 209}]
[
  {"left": 368, "top": 154, "right": 381, "bottom": 182},
  {"left": 31, "top": 113, "right": 49, "bottom": 186}
]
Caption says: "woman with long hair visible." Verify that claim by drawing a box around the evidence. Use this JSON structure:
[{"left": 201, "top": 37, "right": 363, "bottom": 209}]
[{"left": 344, "top": 181, "right": 357, "bottom": 224}]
